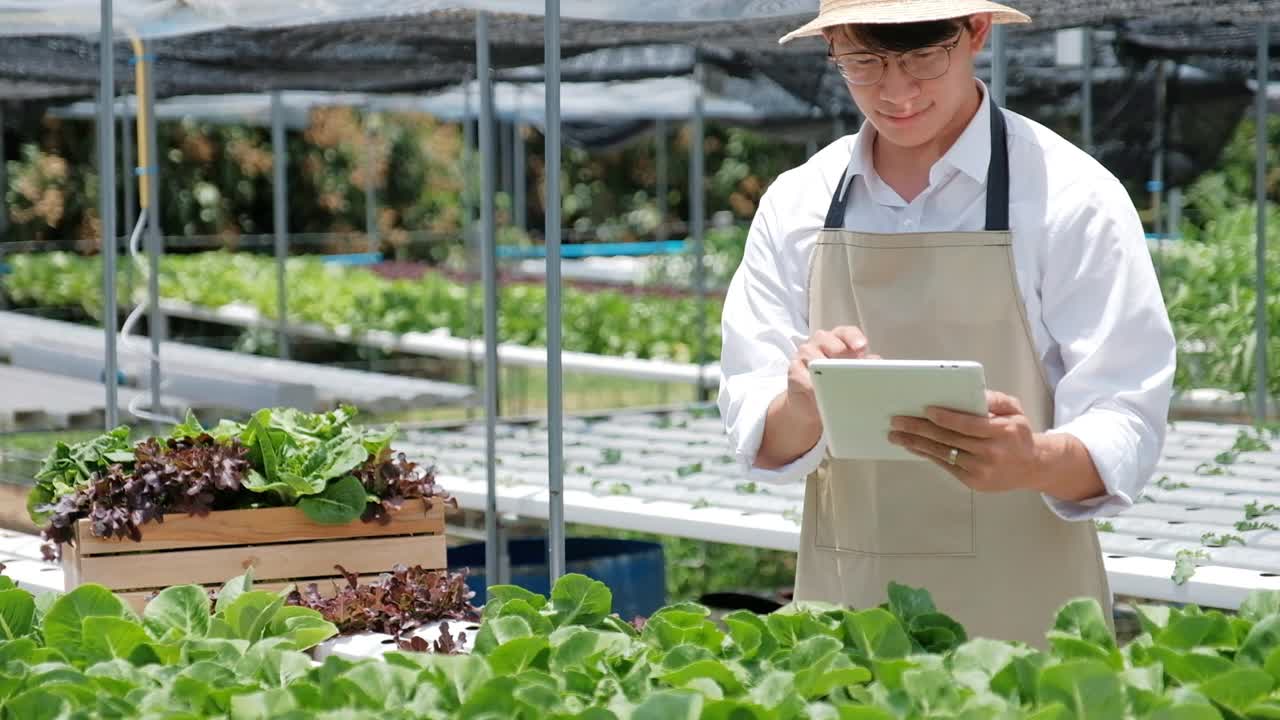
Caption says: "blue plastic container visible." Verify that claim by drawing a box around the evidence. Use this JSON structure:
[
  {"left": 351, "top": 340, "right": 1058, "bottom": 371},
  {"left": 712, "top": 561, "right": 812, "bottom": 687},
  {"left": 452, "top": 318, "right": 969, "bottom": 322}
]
[{"left": 448, "top": 537, "right": 666, "bottom": 620}]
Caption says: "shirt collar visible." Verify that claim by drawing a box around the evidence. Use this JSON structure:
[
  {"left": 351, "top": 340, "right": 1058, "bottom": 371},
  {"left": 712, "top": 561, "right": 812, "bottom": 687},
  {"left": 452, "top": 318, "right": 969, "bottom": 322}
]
[{"left": 844, "top": 79, "right": 993, "bottom": 191}]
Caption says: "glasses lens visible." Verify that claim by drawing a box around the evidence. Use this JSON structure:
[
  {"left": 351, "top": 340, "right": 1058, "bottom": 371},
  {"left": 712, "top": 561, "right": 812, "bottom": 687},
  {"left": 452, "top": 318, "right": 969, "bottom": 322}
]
[
  {"left": 835, "top": 54, "right": 884, "bottom": 85},
  {"left": 902, "top": 46, "right": 950, "bottom": 80}
]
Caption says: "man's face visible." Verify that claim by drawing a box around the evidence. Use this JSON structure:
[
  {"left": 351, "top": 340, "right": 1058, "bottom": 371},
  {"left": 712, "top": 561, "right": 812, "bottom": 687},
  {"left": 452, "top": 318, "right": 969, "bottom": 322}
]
[{"left": 827, "top": 15, "right": 991, "bottom": 150}]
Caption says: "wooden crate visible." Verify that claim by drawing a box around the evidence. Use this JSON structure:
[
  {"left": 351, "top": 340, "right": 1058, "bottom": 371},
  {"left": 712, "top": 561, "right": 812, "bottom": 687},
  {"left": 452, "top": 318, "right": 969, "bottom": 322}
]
[{"left": 63, "top": 502, "right": 446, "bottom": 611}]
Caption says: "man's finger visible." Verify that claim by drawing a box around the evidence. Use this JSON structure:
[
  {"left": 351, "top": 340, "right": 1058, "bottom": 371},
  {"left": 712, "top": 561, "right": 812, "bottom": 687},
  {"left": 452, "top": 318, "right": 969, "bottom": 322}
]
[
  {"left": 902, "top": 444, "right": 967, "bottom": 480},
  {"left": 922, "top": 406, "right": 997, "bottom": 439},
  {"left": 832, "top": 326, "right": 869, "bottom": 355},
  {"left": 891, "top": 417, "right": 985, "bottom": 453},
  {"left": 815, "top": 334, "right": 850, "bottom": 359},
  {"left": 986, "top": 390, "right": 1024, "bottom": 417}
]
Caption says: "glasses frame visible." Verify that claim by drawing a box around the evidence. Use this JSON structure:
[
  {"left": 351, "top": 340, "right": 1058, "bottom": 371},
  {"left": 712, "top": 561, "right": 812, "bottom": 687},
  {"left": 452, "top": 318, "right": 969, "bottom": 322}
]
[{"left": 827, "top": 28, "right": 967, "bottom": 86}]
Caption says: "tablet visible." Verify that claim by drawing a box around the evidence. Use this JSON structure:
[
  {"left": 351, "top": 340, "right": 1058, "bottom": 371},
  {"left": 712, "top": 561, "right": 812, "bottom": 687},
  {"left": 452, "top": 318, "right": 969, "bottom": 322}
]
[{"left": 808, "top": 359, "right": 989, "bottom": 462}]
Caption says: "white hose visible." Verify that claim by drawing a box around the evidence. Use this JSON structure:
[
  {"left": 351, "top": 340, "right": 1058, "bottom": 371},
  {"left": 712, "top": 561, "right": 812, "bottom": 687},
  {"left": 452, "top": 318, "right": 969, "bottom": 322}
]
[{"left": 119, "top": 213, "right": 183, "bottom": 426}]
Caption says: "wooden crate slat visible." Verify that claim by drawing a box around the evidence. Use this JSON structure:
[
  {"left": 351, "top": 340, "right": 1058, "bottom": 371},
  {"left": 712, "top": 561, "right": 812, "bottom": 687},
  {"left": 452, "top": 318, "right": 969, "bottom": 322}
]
[
  {"left": 78, "top": 534, "right": 447, "bottom": 590},
  {"left": 115, "top": 574, "right": 385, "bottom": 613},
  {"left": 74, "top": 503, "right": 445, "bottom": 556}
]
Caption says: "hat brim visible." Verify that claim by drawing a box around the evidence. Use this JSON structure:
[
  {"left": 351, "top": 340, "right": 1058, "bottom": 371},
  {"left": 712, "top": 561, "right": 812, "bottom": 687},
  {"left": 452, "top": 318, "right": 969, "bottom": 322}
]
[{"left": 778, "top": 2, "right": 1031, "bottom": 44}]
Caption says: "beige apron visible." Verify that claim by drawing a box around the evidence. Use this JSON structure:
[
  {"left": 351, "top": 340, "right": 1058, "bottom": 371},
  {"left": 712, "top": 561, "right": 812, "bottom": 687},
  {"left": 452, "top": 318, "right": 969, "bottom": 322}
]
[{"left": 793, "top": 97, "right": 1112, "bottom": 647}]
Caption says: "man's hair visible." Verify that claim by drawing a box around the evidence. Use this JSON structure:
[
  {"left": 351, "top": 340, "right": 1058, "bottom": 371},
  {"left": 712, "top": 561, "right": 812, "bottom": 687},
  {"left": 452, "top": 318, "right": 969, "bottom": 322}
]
[{"left": 826, "top": 17, "right": 971, "bottom": 54}]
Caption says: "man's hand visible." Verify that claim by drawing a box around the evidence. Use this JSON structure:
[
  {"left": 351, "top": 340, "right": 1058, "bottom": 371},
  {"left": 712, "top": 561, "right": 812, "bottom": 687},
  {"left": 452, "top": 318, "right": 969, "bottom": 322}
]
[
  {"left": 888, "top": 390, "right": 1110, "bottom": 504},
  {"left": 887, "top": 390, "right": 1046, "bottom": 493},
  {"left": 785, "top": 326, "right": 878, "bottom": 417},
  {"left": 756, "top": 326, "right": 877, "bottom": 470}
]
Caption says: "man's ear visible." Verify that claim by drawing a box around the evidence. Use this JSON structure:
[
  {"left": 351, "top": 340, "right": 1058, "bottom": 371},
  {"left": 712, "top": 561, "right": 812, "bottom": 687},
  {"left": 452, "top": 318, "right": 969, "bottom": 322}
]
[{"left": 965, "top": 13, "right": 994, "bottom": 55}]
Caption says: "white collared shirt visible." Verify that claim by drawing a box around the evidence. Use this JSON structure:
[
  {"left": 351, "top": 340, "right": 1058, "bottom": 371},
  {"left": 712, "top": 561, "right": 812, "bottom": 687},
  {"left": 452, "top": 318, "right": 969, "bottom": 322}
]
[{"left": 717, "top": 83, "right": 1177, "bottom": 521}]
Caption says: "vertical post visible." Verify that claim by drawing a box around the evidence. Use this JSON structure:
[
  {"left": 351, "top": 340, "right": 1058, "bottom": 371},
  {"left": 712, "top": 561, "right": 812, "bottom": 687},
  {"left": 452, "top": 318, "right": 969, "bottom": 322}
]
[
  {"left": 1255, "top": 23, "right": 1270, "bottom": 423},
  {"left": 833, "top": 115, "right": 846, "bottom": 140},
  {"left": 501, "top": 117, "right": 514, "bottom": 220},
  {"left": 477, "top": 12, "right": 504, "bottom": 589},
  {"left": 691, "top": 63, "right": 708, "bottom": 402},
  {"left": 1151, "top": 61, "right": 1168, "bottom": 245},
  {"left": 545, "top": 0, "right": 566, "bottom": 584},
  {"left": 0, "top": 103, "right": 7, "bottom": 239},
  {"left": 513, "top": 123, "right": 527, "bottom": 233},
  {"left": 141, "top": 40, "right": 163, "bottom": 433},
  {"left": 655, "top": 117, "right": 669, "bottom": 240},
  {"left": 364, "top": 106, "right": 378, "bottom": 255},
  {"left": 271, "top": 91, "right": 290, "bottom": 360},
  {"left": 99, "top": 0, "right": 120, "bottom": 429},
  {"left": 121, "top": 97, "right": 135, "bottom": 245},
  {"left": 0, "top": 103, "right": 6, "bottom": 310},
  {"left": 120, "top": 96, "right": 136, "bottom": 301},
  {"left": 463, "top": 74, "right": 480, "bottom": 419},
  {"left": 991, "top": 25, "right": 1007, "bottom": 106},
  {"left": 1168, "top": 187, "right": 1183, "bottom": 243},
  {"left": 1081, "top": 27, "right": 1094, "bottom": 154}
]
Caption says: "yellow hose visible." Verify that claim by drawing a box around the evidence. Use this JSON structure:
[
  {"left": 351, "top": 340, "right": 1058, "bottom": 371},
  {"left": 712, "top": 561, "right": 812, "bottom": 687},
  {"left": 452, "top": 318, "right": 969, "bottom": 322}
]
[{"left": 128, "top": 34, "right": 151, "bottom": 210}]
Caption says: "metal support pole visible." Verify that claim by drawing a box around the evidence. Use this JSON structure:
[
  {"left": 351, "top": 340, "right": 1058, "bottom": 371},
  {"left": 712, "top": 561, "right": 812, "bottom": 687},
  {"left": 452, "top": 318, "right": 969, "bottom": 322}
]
[
  {"left": 1255, "top": 23, "right": 1270, "bottom": 422},
  {"left": 141, "top": 40, "right": 163, "bottom": 433},
  {"left": 270, "top": 91, "right": 290, "bottom": 360},
  {"left": 501, "top": 118, "right": 514, "bottom": 219},
  {"left": 1152, "top": 61, "right": 1168, "bottom": 244},
  {"left": 513, "top": 123, "right": 527, "bottom": 233},
  {"left": 477, "top": 12, "right": 505, "bottom": 588},
  {"left": 121, "top": 96, "right": 136, "bottom": 301},
  {"left": 462, "top": 76, "right": 482, "bottom": 422},
  {"left": 656, "top": 117, "right": 669, "bottom": 240},
  {"left": 0, "top": 104, "right": 6, "bottom": 307},
  {"left": 364, "top": 107, "right": 378, "bottom": 255},
  {"left": 991, "top": 25, "right": 1007, "bottom": 106},
  {"left": 1168, "top": 187, "right": 1183, "bottom": 243},
  {"left": 1, "top": 105, "right": 9, "bottom": 239},
  {"left": 99, "top": 0, "right": 119, "bottom": 429},
  {"left": 691, "top": 63, "right": 708, "bottom": 403},
  {"left": 121, "top": 98, "right": 135, "bottom": 246},
  {"left": 1081, "top": 27, "right": 1094, "bottom": 155},
  {"left": 545, "top": 0, "right": 566, "bottom": 583}
]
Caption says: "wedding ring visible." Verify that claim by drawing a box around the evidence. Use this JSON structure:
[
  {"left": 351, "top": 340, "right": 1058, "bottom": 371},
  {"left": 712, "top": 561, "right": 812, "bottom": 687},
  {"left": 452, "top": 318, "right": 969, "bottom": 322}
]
[{"left": 947, "top": 447, "right": 959, "bottom": 466}]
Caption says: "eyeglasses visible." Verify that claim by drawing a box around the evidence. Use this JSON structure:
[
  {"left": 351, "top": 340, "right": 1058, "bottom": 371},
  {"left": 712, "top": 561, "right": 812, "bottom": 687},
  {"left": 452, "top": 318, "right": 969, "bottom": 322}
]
[{"left": 828, "top": 29, "right": 965, "bottom": 86}]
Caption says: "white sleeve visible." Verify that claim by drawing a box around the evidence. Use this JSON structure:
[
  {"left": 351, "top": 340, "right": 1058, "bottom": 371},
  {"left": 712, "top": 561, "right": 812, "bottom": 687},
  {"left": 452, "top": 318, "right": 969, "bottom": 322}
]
[
  {"left": 717, "top": 189, "right": 827, "bottom": 485},
  {"left": 1038, "top": 177, "right": 1177, "bottom": 521}
]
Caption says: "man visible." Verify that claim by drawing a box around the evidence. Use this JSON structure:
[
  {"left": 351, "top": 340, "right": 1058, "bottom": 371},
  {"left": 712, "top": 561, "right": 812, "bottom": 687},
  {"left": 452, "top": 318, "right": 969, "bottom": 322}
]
[{"left": 718, "top": 0, "right": 1175, "bottom": 645}]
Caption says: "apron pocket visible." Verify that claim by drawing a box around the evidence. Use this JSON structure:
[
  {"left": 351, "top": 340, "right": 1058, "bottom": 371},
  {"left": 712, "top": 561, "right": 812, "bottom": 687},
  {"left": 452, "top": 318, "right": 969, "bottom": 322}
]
[{"left": 813, "top": 459, "right": 976, "bottom": 557}]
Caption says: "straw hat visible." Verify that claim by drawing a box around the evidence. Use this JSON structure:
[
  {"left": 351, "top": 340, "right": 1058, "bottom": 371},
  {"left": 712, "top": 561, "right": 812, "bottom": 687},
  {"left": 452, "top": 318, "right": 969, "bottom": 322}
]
[{"left": 778, "top": 0, "right": 1031, "bottom": 44}]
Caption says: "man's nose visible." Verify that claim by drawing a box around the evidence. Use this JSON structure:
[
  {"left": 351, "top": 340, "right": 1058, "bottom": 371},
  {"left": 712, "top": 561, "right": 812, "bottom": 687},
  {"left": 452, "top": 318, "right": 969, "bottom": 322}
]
[{"left": 878, "top": 61, "right": 922, "bottom": 107}]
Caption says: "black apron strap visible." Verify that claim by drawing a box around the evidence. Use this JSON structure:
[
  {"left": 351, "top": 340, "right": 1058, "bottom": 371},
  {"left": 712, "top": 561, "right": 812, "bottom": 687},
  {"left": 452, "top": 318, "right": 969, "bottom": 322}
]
[
  {"left": 822, "top": 168, "right": 853, "bottom": 229},
  {"left": 820, "top": 92, "right": 1011, "bottom": 232},
  {"left": 984, "top": 94, "right": 1011, "bottom": 232}
]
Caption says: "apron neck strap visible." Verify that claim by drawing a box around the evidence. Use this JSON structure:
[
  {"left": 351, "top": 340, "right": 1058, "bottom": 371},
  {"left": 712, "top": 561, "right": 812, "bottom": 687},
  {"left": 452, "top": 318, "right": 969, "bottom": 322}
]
[{"left": 823, "top": 92, "right": 1011, "bottom": 232}]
